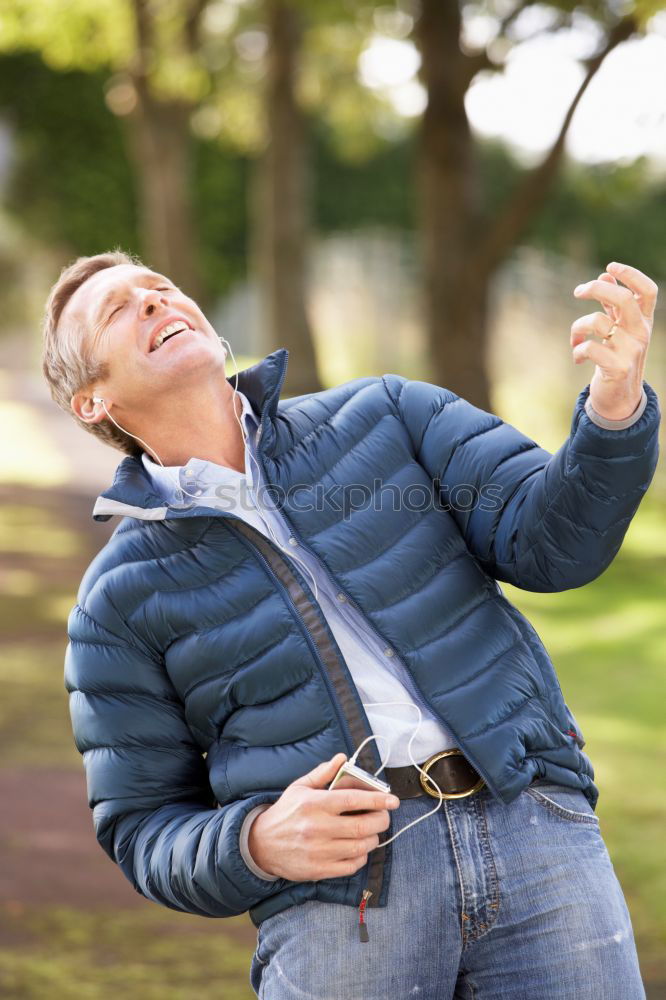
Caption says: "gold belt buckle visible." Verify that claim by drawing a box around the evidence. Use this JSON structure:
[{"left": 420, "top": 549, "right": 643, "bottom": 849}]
[{"left": 418, "top": 748, "right": 486, "bottom": 800}]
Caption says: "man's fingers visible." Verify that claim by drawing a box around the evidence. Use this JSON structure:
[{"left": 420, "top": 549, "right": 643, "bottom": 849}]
[
  {"left": 328, "top": 809, "right": 392, "bottom": 839},
  {"left": 573, "top": 279, "right": 644, "bottom": 331},
  {"left": 330, "top": 834, "right": 381, "bottom": 857},
  {"left": 326, "top": 856, "right": 369, "bottom": 878},
  {"left": 570, "top": 311, "right": 620, "bottom": 348},
  {"left": 572, "top": 338, "right": 622, "bottom": 368},
  {"left": 606, "top": 261, "right": 659, "bottom": 321},
  {"left": 598, "top": 272, "right": 619, "bottom": 321},
  {"left": 294, "top": 753, "right": 347, "bottom": 790},
  {"left": 325, "top": 788, "right": 399, "bottom": 814}
]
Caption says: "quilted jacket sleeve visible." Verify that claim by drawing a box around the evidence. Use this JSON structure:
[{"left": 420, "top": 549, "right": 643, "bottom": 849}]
[
  {"left": 64, "top": 603, "right": 287, "bottom": 918},
  {"left": 384, "top": 375, "right": 660, "bottom": 592}
]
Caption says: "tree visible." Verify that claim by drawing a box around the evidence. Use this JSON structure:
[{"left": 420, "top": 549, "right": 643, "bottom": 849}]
[
  {"left": 413, "top": 0, "right": 646, "bottom": 410},
  {"left": 251, "top": 0, "right": 322, "bottom": 395},
  {"left": 122, "top": 0, "right": 209, "bottom": 303},
  {"left": 0, "top": 0, "right": 212, "bottom": 301}
]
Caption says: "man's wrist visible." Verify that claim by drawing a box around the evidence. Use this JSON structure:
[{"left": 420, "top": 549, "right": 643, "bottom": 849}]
[
  {"left": 584, "top": 387, "right": 648, "bottom": 430},
  {"left": 239, "top": 804, "right": 280, "bottom": 882}
]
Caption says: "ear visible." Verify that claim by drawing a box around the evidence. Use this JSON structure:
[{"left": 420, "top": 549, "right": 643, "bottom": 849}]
[{"left": 71, "top": 390, "right": 107, "bottom": 425}]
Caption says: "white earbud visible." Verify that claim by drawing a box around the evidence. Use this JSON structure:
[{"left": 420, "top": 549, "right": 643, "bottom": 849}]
[{"left": 93, "top": 396, "right": 104, "bottom": 404}]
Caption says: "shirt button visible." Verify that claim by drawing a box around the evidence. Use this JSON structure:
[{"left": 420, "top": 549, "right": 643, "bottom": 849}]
[
  {"left": 383, "top": 647, "right": 394, "bottom": 657},
  {"left": 288, "top": 537, "right": 299, "bottom": 546},
  {"left": 195, "top": 489, "right": 203, "bottom": 496},
  {"left": 186, "top": 468, "right": 194, "bottom": 477},
  {"left": 336, "top": 592, "right": 347, "bottom": 602}
]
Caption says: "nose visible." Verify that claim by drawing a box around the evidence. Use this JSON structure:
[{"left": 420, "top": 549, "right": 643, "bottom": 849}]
[{"left": 140, "top": 287, "right": 169, "bottom": 317}]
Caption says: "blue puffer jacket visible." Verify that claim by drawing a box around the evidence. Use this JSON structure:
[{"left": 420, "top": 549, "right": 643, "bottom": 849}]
[{"left": 66, "top": 349, "right": 660, "bottom": 927}]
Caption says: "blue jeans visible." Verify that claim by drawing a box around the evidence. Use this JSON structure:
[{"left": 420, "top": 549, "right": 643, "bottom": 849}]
[{"left": 249, "top": 780, "right": 645, "bottom": 999}]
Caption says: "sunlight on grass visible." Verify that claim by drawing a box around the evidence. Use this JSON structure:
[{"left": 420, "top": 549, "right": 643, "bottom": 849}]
[
  {"left": 0, "top": 401, "right": 69, "bottom": 487},
  {"left": 0, "top": 505, "right": 80, "bottom": 558},
  {"left": 0, "top": 644, "right": 78, "bottom": 768},
  {"left": 0, "top": 568, "right": 40, "bottom": 596},
  {"left": 621, "top": 502, "right": 666, "bottom": 558},
  {"left": 43, "top": 593, "right": 78, "bottom": 627},
  {"left": 0, "top": 904, "right": 257, "bottom": 1000}
]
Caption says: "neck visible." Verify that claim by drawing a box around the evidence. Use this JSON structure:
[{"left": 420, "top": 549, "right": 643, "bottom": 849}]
[{"left": 127, "top": 376, "right": 248, "bottom": 471}]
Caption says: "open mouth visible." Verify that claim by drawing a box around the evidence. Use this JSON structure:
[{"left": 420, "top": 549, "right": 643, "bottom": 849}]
[{"left": 150, "top": 321, "right": 192, "bottom": 352}]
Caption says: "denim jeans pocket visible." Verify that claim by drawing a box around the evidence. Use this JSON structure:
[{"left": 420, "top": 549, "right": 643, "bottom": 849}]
[{"left": 526, "top": 781, "right": 600, "bottom": 825}]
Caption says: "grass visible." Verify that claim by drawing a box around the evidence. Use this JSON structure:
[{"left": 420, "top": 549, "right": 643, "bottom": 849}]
[{"left": 0, "top": 905, "right": 257, "bottom": 1000}]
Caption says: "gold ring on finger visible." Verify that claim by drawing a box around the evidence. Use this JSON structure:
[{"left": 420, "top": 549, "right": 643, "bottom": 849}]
[{"left": 602, "top": 322, "right": 619, "bottom": 346}]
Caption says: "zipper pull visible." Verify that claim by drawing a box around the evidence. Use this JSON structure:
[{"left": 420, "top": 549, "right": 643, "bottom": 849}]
[{"left": 358, "top": 888, "right": 372, "bottom": 942}]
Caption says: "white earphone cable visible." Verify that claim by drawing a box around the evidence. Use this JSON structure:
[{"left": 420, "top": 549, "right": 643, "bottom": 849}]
[{"left": 353, "top": 701, "right": 445, "bottom": 848}]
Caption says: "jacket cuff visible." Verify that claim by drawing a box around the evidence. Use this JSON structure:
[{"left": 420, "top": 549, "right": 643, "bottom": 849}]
[
  {"left": 584, "top": 387, "right": 648, "bottom": 430},
  {"left": 570, "top": 380, "right": 660, "bottom": 461},
  {"left": 239, "top": 804, "right": 280, "bottom": 882}
]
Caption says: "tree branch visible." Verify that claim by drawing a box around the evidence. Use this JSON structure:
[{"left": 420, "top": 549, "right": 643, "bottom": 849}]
[
  {"left": 129, "top": 0, "right": 154, "bottom": 86},
  {"left": 183, "top": 0, "right": 209, "bottom": 55},
  {"left": 496, "top": 0, "right": 541, "bottom": 38},
  {"left": 462, "top": 3, "right": 572, "bottom": 87},
  {"left": 475, "top": 14, "right": 638, "bottom": 281}
]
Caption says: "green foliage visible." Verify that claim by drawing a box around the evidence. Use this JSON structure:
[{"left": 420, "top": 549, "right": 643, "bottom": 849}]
[
  {"left": 193, "top": 136, "right": 250, "bottom": 305},
  {"left": 0, "top": 52, "right": 137, "bottom": 256},
  {"left": 0, "top": 0, "right": 132, "bottom": 72},
  {"left": 0, "top": 50, "right": 250, "bottom": 303},
  {"left": 528, "top": 156, "right": 666, "bottom": 282},
  {"left": 1, "top": 39, "right": 665, "bottom": 307},
  {"left": 312, "top": 116, "right": 417, "bottom": 230}
]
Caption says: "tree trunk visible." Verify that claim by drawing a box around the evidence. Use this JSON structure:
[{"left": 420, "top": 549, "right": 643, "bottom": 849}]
[
  {"left": 125, "top": 93, "right": 203, "bottom": 305},
  {"left": 414, "top": 0, "right": 491, "bottom": 411},
  {"left": 254, "top": 0, "right": 321, "bottom": 396},
  {"left": 123, "top": 0, "right": 204, "bottom": 305},
  {"left": 414, "top": 1, "right": 635, "bottom": 413}
]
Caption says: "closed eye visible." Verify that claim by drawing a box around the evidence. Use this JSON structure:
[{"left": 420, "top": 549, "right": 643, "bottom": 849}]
[{"left": 106, "top": 287, "right": 172, "bottom": 324}]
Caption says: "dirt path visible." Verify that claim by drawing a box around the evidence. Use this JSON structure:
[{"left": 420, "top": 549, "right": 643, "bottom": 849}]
[{"left": 0, "top": 768, "right": 150, "bottom": 911}]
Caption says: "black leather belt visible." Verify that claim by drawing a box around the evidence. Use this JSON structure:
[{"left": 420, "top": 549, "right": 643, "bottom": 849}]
[{"left": 384, "top": 748, "right": 486, "bottom": 800}]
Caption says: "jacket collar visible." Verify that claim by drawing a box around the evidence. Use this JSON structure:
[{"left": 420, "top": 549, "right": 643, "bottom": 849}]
[{"left": 92, "top": 348, "right": 289, "bottom": 523}]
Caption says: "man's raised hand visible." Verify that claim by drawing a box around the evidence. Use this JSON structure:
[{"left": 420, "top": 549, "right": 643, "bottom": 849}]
[{"left": 570, "top": 261, "right": 657, "bottom": 421}]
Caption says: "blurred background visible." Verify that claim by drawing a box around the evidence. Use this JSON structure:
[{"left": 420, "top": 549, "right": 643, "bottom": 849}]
[{"left": 0, "top": 0, "right": 664, "bottom": 996}]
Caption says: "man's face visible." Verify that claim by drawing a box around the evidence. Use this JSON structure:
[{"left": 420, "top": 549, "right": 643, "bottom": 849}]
[{"left": 65, "top": 264, "right": 226, "bottom": 416}]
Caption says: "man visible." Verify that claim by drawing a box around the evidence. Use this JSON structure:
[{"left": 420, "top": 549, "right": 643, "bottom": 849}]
[{"left": 43, "top": 249, "right": 659, "bottom": 999}]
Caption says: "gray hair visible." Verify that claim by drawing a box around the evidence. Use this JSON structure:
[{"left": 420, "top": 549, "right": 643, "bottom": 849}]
[{"left": 41, "top": 248, "right": 145, "bottom": 457}]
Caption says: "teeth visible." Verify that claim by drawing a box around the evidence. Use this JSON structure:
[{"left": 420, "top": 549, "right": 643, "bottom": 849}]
[{"left": 152, "top": 321, "right": 189, "bottom": 351}]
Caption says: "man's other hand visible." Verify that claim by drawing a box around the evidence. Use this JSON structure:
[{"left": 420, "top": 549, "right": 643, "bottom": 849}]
[{"left": 247, "top": 753, "right": 401, "bottom": 881}]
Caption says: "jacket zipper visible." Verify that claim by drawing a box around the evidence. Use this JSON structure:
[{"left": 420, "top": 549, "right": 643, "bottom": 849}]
[{"left": 225, "top": 518, "right": 388, "bottom": 935}]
